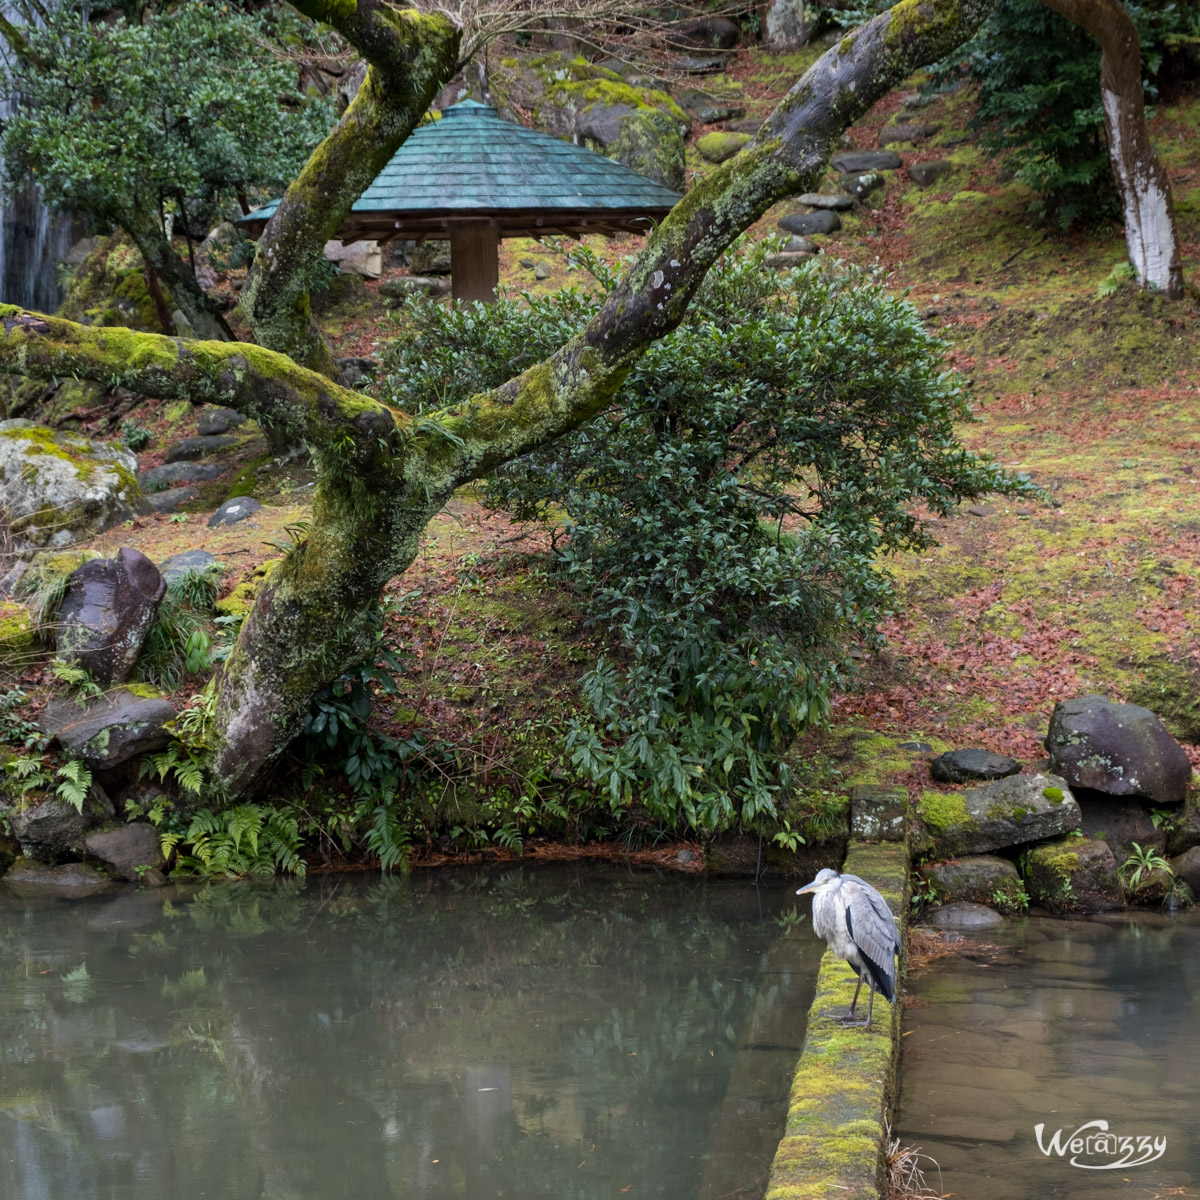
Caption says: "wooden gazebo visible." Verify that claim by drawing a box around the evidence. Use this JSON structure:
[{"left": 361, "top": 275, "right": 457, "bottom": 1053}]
[{"left": 239, "top": 100, "right": 682, "bottom": 302}]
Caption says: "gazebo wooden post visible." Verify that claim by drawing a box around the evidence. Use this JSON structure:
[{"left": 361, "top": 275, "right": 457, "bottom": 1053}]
[{"left": 449, "top": 222, "right": 500, "bottom": 303}]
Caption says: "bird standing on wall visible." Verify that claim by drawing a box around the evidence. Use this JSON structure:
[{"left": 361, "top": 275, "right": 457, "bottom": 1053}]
[{"left": 796, "top": 868, "right": 899, "bottom": 1031}]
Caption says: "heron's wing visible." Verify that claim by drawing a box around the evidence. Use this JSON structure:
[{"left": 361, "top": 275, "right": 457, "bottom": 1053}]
[
  {"left": 842, "top": 882, "right": 898, "bottom": 1002},
  {"left": 841, "top": 874, "right": 901, "bottom": 949}
]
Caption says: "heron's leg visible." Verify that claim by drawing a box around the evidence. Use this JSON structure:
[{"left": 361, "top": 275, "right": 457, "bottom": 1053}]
[
  {"left": 847, "top": 974, "right": 864, "bottom": 1018},
  {"left": 865, "top": 980, "right": 877, "bottom": 1031}
]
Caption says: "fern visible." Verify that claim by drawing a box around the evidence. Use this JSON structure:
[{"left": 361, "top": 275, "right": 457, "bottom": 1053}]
[
  {"left": 141, "top": 743, "right": 206, "bottom": 794},
  {"left": 51, "top": 658, "right": 103, "bottom": 701},
  {"left": 363, "top": 802, "right": 412, "bottom": 873},
  {"left": 55, "top": 759, "right": 92, "bottom": 813},
  {"left": 150, "top": 803, "right": 306, "bottom": 878}
]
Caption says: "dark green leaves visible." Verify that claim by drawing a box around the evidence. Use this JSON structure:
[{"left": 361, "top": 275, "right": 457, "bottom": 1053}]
[
  {"left": 0, "top": 0, "right": 335, "bottom": 226},
  {"left": 379, "top": 239, "right": 1028, "bottom": 834}
]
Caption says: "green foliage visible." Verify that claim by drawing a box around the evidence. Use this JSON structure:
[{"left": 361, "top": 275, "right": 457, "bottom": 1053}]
[
  {"left": 54, "top": 758, "right": 91, "bottom": 813},
  {"left": 136, "top": 565, "right": 221, "bottom": 689},
  {"left": 293, "top": 599, "right": 442, "bottom": 871},
  {"left": 51, "top": 657, "right": 103, "bottom": 702},
  {"left": 1119, "top": 840, "right": 1172, "bottom": 891},
  {"left": 119, "top": 420, "right": 152, "bottom": 451},
  {"left": 380, "top": 239, "right": 1027, "bottom": 835},
  {"left": 1098, "top": 261, "right": 1138, "bottom": 298},
  {"left": 0, "top": 687, "right": 46, "bottom": 753},
  {"left": 0, "top": 0, "right": 335, "bottom": 235},
  {"left": 3, "top": 752, "right": 51, "bottom": 800},
  {"left": 932, "top": 0, "right": 1200, "bottom": 226},
  {"left": 157, "top": 803, "right": 305, "bottom": 878},
  {"left": 3, "top": 752, "right": 90, "bottom": 812}
]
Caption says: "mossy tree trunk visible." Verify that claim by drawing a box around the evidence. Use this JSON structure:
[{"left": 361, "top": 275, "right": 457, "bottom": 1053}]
[
  {"left": 0, "top": 0, "right": 1005, "bottom": 799},
  {"left": 1042, "top": 0, "right": 1183, "bottom": 298},
  {"left": 124, "top": 212, "right": 235, "bottom": 341},
  {"left": 238, "top": 2, "right": 462, "bottom": 378}
]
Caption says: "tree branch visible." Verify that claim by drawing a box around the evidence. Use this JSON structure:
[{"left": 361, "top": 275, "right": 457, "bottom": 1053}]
[
  {"left": 241, "top": 5, "right": 461, "bottom": 375},
  {"left": 433, "top": 0, "right": 1005, "bottom": 481}
]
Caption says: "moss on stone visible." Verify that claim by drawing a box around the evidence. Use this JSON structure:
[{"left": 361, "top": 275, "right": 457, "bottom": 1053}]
[
  {"left": 916, "top": 789, "right": 969, "bottom": 832},
  {"left": 766, "top": 840, "right": 906, "bottom": 1200},
  {"left": 697, "top": 131, "right": 752, "bottom": 165}
]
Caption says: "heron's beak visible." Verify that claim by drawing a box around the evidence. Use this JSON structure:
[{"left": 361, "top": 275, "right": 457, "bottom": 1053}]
[{"left": 795, "top": 880, "right": 819, "bottom": 895}]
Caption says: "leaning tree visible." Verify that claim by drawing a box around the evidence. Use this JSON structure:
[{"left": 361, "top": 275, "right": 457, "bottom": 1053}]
[{"left": 0, "top": 0, "right": 1154, "bottom": 799}]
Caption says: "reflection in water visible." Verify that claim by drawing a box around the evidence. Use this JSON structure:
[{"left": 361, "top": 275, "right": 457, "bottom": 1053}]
[
  {"left": 898, "top": 912, "right": 1200, "bottom": 1200},
  {"left": 0, "top": 865, "right": 820, "bottom": 1200}
]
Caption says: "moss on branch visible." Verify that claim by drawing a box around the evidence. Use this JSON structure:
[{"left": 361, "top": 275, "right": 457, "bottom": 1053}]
[{"left": 0, "top": 305, "right": 409, "bottom": 456}]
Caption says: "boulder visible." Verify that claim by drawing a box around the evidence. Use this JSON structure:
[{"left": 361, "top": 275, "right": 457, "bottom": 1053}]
[
  {"left": 85, "top": 822, "right": 164, "bottom": 882},
  {"left": 919, "top": 855, "right": 1024, "bottom": 912},
  {"left": 0, "top": 420, "right": 146, "bottom": 548},
  {"left": 676, "top": 89, "right": 745, "bottom": 124},
  {"left": 159, "top": 550, "right": 219, "bottom": 584},
  {"left": 139, "top": 461, "right": 225, "bottom": 489},
  {"left": 607, "top": 107, "right": 686, "bottom": 189},
  {"left": 380, "top": 275, "right": 450, "bottom": 301},
  {"left": 146, "top": 486, "right": 200, "bottom": 514},
  {"left": 1045, "top": 695, "right": 1192, "bottom": 805},
  {"left": 208, "top": 496, "right": 261, "bottom": 527},
  {"left": 796, "top": 192, "right": 855, "bottom": 210},
  {"left": 1170, "top": 845, "right": 1200, "bottom": 895},
  {"left": 62, "top": 236, "right": 101, "bottom": 268},
  {"left": 324, "top": 239, "right": 382, "bottom": 279},
  {"left": 41, "top": 688, "right": 175, "bottom": 770},
  {"left": 926, "top": 902, "right": 1004, "bottom": 929},
  {"left": 1078, "top": 794, "right": 1166, "bottom": 864},
  {"left": 930, "top": 748, "right": 1022, "bottom": 784},
  {"left": 764, "top": 0, "right": 816, "bottom": 50},
  {"left": 163, "top": 435, "right": 239, "bottom": 463},
  {"left": 196, "top": 407, "right": 246, "bottom": 436},
  {"left": 199, "top": 221, "right": 238, "bottom": 258},
  {"left": 56, "top": 548, "right": 165, "bottom": 685},
  {"left": 490, "top": 53, "right": 689, "bottom": 190},
  {"left": 410, "top": 242, "right": 452, "bottom": 276},
  {"left": 1025, "top": 837, "right": 1124, "bottom": 914},
  {"left": 1166, "top": 788, "right": 1200, "bottom": 856},
  {"left": 4, "top": 858, "right": 116, "bottom": 897},
  {"left": 765, "top": 251, "right": 814, "bottom": 271},
  {"left": 337, "top": 357, "right": 377, "bottom": 388},
  {"left": 831, "top": 150, "right": 903, "bottom": 172},
  {"left": 915, "top": 772, "right": 1081, "bottom": 858},
  {"left": 778, "top": 210, "right": 841, "bottom": 236},
  {"left": 840, "top": 172, "right": 885, "bottom": 199},
  {"left": 671, "top": 15, "right": 739, "bottom": 49},
  {"left": 671, "top": 55, "right": 726, "bottom": 73},
  {"left": 908, "top": 160, "right": 953, "bottom": 188},
  {"left": 696, "top": 130, "right": 751, "bottom": 164},
  {"left": 10, "top": 796, "right": 91, "bottom": 863},
  {"left": 878, "top": 123, "right": 938, "bottom": 146}
]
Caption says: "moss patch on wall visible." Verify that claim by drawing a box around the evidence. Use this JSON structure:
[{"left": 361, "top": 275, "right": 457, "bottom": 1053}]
[{"left": 766, "top": 841, "right": 908, "bottom": 1200}]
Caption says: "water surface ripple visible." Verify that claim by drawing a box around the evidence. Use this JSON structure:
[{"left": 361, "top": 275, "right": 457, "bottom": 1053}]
[
  {"left": 899, "top": 911, "right": 1200, "bottom": 1199},
  {"left": 0, "top": 864, "right": 819, "bottom": 1200}
]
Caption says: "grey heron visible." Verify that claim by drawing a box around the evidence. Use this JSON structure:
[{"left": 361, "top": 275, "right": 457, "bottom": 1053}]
[{"left": 796, "top": 868, "right": 899, "bottom": 1030}]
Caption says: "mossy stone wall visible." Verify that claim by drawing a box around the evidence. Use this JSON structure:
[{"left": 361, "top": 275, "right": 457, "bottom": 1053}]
[{"left": 765, "top": 841, "right": 909, "bottom": 1200}]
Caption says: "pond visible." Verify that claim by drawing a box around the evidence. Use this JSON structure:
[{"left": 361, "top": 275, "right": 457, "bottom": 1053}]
[
  {"left": 898, "top": 911, "right": 1200, "bottom": 1199},
  {"left": 0, "top": 864, "right": 820, "bottom": 1200}
]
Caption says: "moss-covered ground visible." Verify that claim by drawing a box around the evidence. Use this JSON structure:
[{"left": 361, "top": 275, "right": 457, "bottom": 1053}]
[{"left": 6, "top": 40, "right": 1200, "bottom": 874}]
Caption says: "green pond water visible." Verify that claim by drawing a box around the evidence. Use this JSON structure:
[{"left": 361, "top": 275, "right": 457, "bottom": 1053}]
[
  {"left": 898, "top": 911, "right": 1200, "bottom": 1200},
  {"left": 0, "top": 864, "right": 820, "bottom": 1200}
]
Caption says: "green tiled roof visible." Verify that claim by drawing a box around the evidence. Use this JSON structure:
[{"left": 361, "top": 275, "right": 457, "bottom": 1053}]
[{"left": 241, "top": 100, "right": 681, "bottom": 226}]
